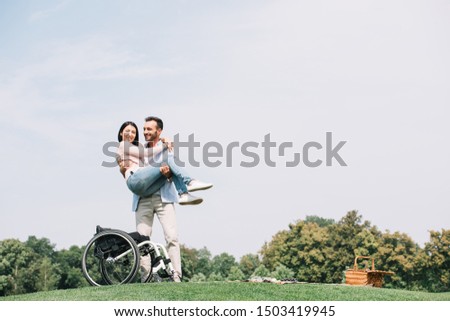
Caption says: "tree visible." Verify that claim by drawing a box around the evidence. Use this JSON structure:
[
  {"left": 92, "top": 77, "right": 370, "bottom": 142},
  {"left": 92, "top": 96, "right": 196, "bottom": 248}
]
[
  {"left": 180, "top": 245, "right": 213, "bottom": 280},
  {"left": 259, "top": 210, "right": 443, "bottom": 290},
  {"left": 56, "top": 246, "right": 87, "bottom": 289},
  {"left": 18, "top": 236, "right": 62, "bottom": 293},
  {"left": 305, "top": 215, "right": 335, "bottom": 227},
  {"left": 424, "top": 229, "right": 450, "bottom": 292},
  {"left": 260, "top": 220, "right": 334, "bottom": 282},
  {"left": 180, "top": 245, "right": 199, "bottom": 281},
  {"left": 211, "top": 253, "right": 237, "bottom": 279},
  {"left": 25, "top": 236, "right": 57, "bottom": 260},
  {"left": 239, "top": 254, "right": 260, "bottom": 279},
  {"left": 227, "top": 266, "right": 245, "bottom": 281},
  {"left": 0, "top": 239, "right": 33, "bottom": 295},
  {"left": 326, "top": 211, "right": 382, "bottom": 282},
  {"left": 36, "top": 257, "right": 61, "bottom": 292},
  {"left": 261, "top": 211, "right": 385, "bottom": 284},
  {"left": 251, "top": 264, "right": 270, "bottom": 277},
  {"left": 208, "top": 272, "right": 224, "bottom": 281},
  {"left": 374, "top": 231, "right": 425, "bottom": 290},
  {"left": 271, "top": 264, "right": 295, "bottom": 280},
  {"left": 190, "top": 273, "right": 207, "bottom": 282},
  {"left": 196, "top": 247, "right": 213, "bottom": 277},
  {"left": 0, "top": 275, "right": 9, "bottom": 296},
  {"left": 260, "top": 229, "right": 290, "bottom": 271}
]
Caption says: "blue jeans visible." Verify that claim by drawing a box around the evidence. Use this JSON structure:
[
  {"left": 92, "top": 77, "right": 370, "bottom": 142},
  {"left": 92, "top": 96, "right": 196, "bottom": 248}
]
[{"left": 126, "top": 154, "right": 191, "bottom": 197}]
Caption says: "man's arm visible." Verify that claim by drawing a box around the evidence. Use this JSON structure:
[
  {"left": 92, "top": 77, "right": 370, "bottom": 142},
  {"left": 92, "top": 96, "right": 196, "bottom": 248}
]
[{"left": 123, "top": 141, "right": 166, "bottom": 160}]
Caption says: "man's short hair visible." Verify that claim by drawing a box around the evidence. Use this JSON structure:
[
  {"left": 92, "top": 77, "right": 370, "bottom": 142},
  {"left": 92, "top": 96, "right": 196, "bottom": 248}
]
[{"left": 145, "top": 116, "right": 163, "bottom": 130}]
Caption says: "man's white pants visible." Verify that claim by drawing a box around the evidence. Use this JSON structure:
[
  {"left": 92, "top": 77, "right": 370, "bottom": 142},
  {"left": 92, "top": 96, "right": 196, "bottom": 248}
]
[{"left": 135, "top": 194, "right": 182, "bottom": 278}]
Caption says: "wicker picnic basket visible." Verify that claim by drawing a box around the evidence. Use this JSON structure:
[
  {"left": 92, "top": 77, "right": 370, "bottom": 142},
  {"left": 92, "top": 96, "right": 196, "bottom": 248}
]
[{"left": 345, "top": 256, "right": 394, "bottom": 288}]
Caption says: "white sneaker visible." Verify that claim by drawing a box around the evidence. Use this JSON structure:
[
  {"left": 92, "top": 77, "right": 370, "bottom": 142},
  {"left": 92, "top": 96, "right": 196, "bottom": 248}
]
[
  {"left": 187, "top": 180, "right": 213, "bottom": 192},
  {"left": 178, "top": 193, "right": 203, "bottom": 205}
]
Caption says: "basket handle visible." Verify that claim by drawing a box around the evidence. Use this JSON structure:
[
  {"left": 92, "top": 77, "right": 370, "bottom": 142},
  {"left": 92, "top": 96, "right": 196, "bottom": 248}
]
[{"left": 354, "top": 256, "right": 375, "bottom": 270}]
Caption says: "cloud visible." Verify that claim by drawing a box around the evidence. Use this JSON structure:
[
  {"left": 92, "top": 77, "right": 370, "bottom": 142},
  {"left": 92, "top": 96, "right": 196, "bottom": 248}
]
[
  {"left": 15, "top": 36, "right": 180, "bottom": 82},
  {"left": 41, "top": 38, "right": 139, "bottom": 80},
  {"left": 29, "top": 0, "right": 71, "bottom": 23},
  {"left": 0, "top": 34, "right": 184, "bottom": 144}
]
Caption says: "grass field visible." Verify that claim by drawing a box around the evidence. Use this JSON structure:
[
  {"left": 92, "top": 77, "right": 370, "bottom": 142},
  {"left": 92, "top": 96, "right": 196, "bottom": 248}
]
[{"left": 2, "top": 282, "right": 449, "bottom": 301}]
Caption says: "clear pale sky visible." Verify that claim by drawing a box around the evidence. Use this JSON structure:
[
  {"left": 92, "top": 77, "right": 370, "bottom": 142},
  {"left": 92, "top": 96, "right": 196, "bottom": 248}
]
[{"left": 1, "top": 0, "right": 449, "bottom": 259}]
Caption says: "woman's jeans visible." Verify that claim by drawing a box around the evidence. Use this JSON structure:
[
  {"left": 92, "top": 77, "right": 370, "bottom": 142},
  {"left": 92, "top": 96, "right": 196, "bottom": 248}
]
[{"left": 126, "top": 154, "right": 191, "bottom": 197}]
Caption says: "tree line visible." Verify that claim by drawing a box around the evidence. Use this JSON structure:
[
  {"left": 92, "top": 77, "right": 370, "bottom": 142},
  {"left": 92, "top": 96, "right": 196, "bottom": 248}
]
[{"left": 1, "top": 211, "right": 448, "bottom": 296}]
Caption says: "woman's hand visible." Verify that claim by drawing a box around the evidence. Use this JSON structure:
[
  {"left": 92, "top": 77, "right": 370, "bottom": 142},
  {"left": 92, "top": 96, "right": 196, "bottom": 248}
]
[{"left": 118, "top": 159, "right": 128, "bottom": 178}]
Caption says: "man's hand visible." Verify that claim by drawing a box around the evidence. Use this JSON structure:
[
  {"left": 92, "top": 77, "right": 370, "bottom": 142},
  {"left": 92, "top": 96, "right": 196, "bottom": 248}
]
[
  {"left": 160, "top": 137, "right": 174, "bottom": 152},
  {"left": 160, "top": 164, "right": 172, "bottom": 179}
]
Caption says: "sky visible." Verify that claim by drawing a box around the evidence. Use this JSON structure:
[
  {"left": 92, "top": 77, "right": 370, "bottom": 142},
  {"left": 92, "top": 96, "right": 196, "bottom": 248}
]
[{"left": 0, "top": 0, "right": 449, "bottom": 260}]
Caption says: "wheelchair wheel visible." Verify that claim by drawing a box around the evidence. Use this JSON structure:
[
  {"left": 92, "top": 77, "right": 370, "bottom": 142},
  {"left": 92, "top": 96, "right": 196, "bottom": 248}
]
[{"left": 82, "top": 229, "right": 140, "bottom": 286}]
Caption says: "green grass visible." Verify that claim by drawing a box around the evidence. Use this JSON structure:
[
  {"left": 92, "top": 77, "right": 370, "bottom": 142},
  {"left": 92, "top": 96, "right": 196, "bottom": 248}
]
[{"left": 2, "top": 282, "right": 449, "bottom": 301}]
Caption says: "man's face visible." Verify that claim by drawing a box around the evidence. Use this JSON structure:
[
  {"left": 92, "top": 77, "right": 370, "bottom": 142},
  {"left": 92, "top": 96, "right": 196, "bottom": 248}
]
[{"left": 143, "top": 120, "right": 161, "bottom": 142}]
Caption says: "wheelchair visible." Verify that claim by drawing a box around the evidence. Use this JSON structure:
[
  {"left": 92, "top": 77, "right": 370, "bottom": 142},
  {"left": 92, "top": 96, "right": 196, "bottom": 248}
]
[{"left": 82, "top": 226, "right": 176, "bottom": 286}]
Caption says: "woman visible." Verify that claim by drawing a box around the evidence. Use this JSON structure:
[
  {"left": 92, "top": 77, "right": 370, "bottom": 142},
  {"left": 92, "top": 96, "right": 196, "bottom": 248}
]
[{"left": 116, "top": 121, "right": 210, "bottom": 205}]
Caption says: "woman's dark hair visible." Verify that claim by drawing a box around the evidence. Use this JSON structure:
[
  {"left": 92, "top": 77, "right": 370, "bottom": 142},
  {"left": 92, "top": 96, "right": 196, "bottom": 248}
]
[{"left": 118, "top": 121, "right": 139, "bottom": 146}]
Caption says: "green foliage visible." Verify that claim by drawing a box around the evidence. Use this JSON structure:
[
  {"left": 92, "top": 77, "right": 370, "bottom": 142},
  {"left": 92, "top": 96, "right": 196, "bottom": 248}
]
[
  {"left": 189, "top": 273, "right": 207, "bottom": 282},
  {"left": 270, "top": 264, "right": 295, "bottom": 280},
  {"left": 25, "top": 236, "right": 56, "bottom": 260},
  {"left": 18, "top": 257, "right": 61, "bottom": 294},
  {"left": 207, "top": 272, "right": 224, "bottom": 281},
  {"left": 424, "top": 229, "right": 450, "bottom": 292},
  {"left": 211, "top": 253, "right": 237, "bottom": 279},
  {"left": 260, "top": 211, "right": 449, "bottom": 292},
  {"left": 227, "top": 266, "right": 245, "bottom": 281},
  {"left": 260, "top": 220, "right": 333, "bottom": 283},
  {"left": 180, "top": 245, "right": 212, "bottom": 281},
  {"left": 36, "top": 257, "right": 61, "bottom": 292},
  {"left": 305, "top": 215, "right": 335, "bottom": 227},
  {"left": 0, "top": 238, "right": 87, "bottom": 296},
  {"left": 0, "top": 212, "right": 448, "bottom": 296},
  {"left": 239, "top": 253, "right": 260, "bottom": 279},
  {"left": 56, "top": 246, "right": 88, "bottom": 289},
  {"left": 196, "top": 247, "right": 213, "bottom": 276},
  {"left": 0, "top": 275, "right": 9, "bottom": 295},
  {"left": 251, "top": 264, "right": 271, "bottom": 277},
  {"left": 323, "top": 211, "right": 383, "bottom": 282},
  {"left": 374, "top": 231, "right": 424, "bottom": 290},
  {"left": 0, "top": 239, "right": 33, "bottom": 295},
  {"left": 180, "top": 245, "right": 199, "bottom": 280}
]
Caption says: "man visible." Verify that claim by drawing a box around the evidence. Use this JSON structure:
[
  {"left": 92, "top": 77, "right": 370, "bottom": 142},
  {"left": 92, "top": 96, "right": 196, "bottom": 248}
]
[{"left": 132, "top": 116, "right": 212, "bottom": 282}]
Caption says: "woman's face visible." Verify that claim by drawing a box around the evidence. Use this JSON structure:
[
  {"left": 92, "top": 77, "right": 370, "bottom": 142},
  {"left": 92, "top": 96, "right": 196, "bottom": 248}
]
[{"left": 121, "top": 124, "right": 137, "bottom": 143}]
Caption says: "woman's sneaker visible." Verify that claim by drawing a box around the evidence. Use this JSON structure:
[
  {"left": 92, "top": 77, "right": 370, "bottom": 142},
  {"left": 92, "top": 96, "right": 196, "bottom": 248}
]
[
  {"left": 178, "top": 193, "right": 203, "bottom": 205},
  {"left": 187, "top": 180, "right": 213, "bottom": 192}
]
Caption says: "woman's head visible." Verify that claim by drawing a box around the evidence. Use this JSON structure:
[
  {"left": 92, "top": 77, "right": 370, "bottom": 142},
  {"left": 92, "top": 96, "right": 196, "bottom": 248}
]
[{"left": 118, "top": 121, "right": 139, "bottom": 146}]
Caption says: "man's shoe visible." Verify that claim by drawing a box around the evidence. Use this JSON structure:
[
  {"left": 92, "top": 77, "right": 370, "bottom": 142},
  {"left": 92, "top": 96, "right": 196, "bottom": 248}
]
[
  {"left": 187, "top": 180, "right": 213, "bottom": 192},
  {"left": 140, "top": 255, "right": 152, "bottom": 283},
  {"left": 172, "top": 272, "right": 182, "bottom": 283},
  {"left": 178, "top": 193, "right": 203, "bottom": 205}
]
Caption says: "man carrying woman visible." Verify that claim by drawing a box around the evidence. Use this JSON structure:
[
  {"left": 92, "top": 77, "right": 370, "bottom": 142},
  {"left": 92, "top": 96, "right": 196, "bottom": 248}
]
[{"left": 117, "top": 116, "right": 212, "bottom": 282}]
